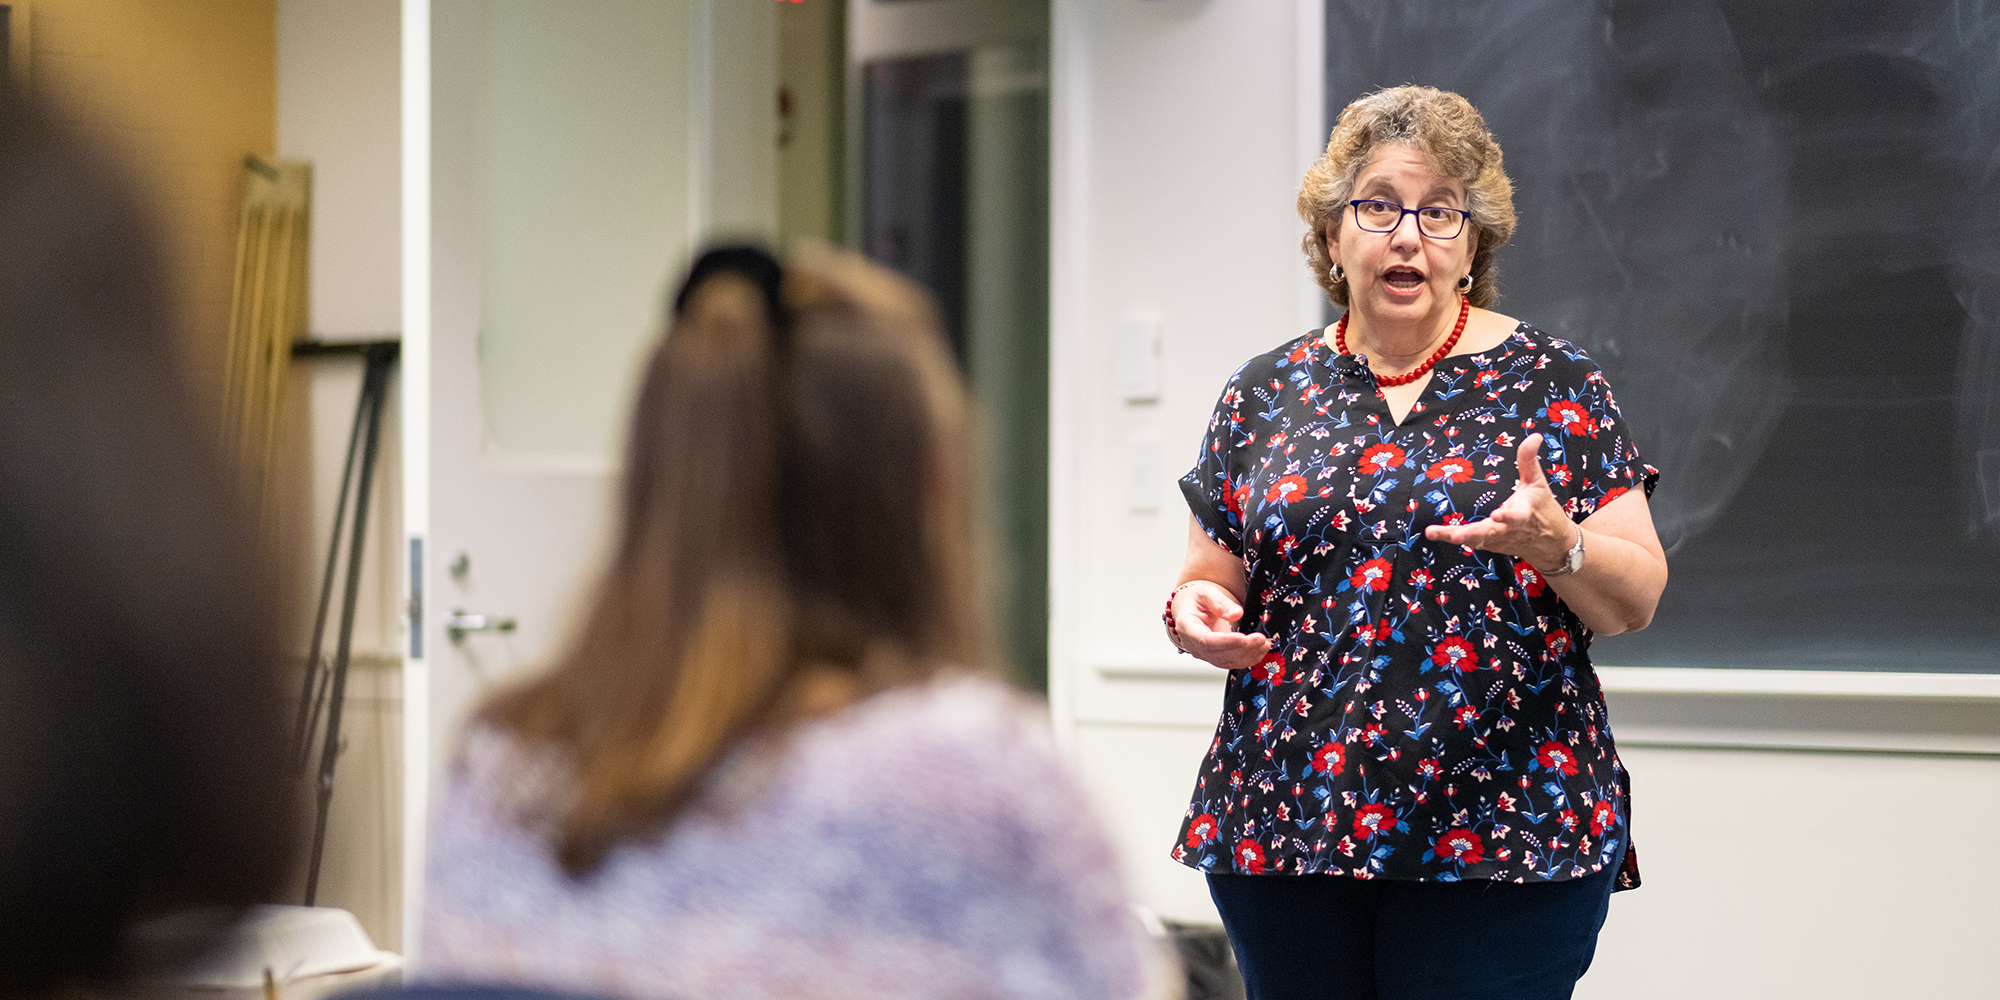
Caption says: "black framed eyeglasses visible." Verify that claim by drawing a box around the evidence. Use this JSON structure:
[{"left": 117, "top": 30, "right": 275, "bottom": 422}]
[{"left": 1348, "top": 199, "right": 1472, "bottom": 239}]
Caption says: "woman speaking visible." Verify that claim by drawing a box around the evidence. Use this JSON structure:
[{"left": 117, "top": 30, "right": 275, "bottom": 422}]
[{"left": 1165, "top": 86, "right": 1668, "bottom": 999}]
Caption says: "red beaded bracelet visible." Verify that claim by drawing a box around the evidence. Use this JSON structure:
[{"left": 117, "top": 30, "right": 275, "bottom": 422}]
[{"left": 1162, "top": 582, "right": 1201, "bottom": 654}]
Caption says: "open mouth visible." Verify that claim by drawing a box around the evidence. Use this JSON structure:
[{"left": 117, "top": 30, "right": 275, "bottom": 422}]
[{"left": 1383, "top": 266, "right": 1426, "bottom": 290}]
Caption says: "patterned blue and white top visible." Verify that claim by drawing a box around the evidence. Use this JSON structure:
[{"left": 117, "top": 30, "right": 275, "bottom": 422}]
[
  {"left": 1171, "top": 323, "right": 1656, "bottom": 888},
  {"left": 425, "top": 675, "right": 1170, "bottom": 1000}
]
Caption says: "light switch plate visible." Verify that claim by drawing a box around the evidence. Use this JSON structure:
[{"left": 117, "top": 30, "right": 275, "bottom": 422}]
[
  {"left": 1126, "top": 432, "right": 1161, "bottom": 514},
  {"left": 1117, "top": 319, "right": 1160, "bottom": 402}
]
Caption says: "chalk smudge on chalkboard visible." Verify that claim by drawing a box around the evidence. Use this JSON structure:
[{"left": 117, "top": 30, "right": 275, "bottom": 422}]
[
  {"left": 1325, "top": 0, "right": 1792, "bottom": 554},
  {"left": 1321, "top": 0, "right": 2000, "bottom": 672}
]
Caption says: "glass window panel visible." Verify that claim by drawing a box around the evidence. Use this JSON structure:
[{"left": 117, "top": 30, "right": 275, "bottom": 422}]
[{"left": 477, "top": 0, "right": 690, "bottom": 459}]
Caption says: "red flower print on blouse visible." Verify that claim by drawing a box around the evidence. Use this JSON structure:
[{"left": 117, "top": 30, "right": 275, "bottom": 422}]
[
  {"left": 1415, "top": 758, "right": 1442, "bottom": 780},
  {"left": 1434, "top": 829, "right": 1485, "bottom": 864},
  {"left": 1236, "top": 839, "right": 1267, "bottom": 874},
  {"left": 1250, "top": 652, "right": 1286, "bottom": 685},
  {"left": 1353, "top": 803, "right": 1397, "bottom": 839},
  {"left": 1590, "top": 800, "right": 1617, "bottom": 836},
  {"left": 1359, "top": 443, "right": 1406, "bottom": 475},
  {"left": 1545, "top": 629, "right": 1573, "bottom": 658},
  {"left": 1454, "top": 705, "right": 1478, "bottom": 729},
  {"left": 1349, "top": 558, "right": 1394, "bottom": 591},
  {"left": 1425, "top": 457, "right": 1476, "bottom": 483},
  {"left": 1513, "top": 560, "right": 1547, "bottom": 597},
  {"left": 1266, "top": 475, "right": 1309, "bottom": 504},
  {"left": 1545, "top": 400, "right": 1598, "bottom": 436},
  {"left": 1229, "top": 482, "right": 1252, "bottom": 518},
  {"left": 1537, "top": 741, "right": 1580, "bottom": 776},
  {"left": 1186, "top": 813, "right": 1219, "bottom": 848},
  {"left": 1312, "top": 742, "right": 1346, "bottom": 776},
  {"left": 1430, "top": 636, "right": 1479, "bottom": 671}
]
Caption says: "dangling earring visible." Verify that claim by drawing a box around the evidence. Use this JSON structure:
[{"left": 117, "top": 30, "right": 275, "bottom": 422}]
[
  {"left": 1457, "top": 273, "right": 1473, "bottom": 293},
  {"left": 1330, "top": 263, "right": 1345, "bottom": 283}
]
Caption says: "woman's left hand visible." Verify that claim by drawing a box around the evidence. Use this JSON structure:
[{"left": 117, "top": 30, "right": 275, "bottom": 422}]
[{"left": 1422, "top": 433, "right": 1573, "bottom": 572}]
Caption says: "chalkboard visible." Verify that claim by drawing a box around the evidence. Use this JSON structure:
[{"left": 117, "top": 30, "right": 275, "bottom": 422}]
[{"left": 1324, "top": 0, "right": 2000, "bottom": 672}]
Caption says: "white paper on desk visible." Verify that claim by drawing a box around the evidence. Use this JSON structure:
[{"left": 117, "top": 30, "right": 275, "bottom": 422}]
[{"left": 179, "top": 905, "right": 398, "bottom": 988}]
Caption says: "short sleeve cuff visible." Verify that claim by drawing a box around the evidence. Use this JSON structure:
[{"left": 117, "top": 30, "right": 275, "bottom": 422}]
[{"left": 1180, "top": 470, "right": 1242, "bottom": 555}]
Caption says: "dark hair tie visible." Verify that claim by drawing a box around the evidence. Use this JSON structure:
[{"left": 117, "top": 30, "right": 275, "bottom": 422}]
[{"left": 674, "top": 244, "right": 788, "bottom": 338}]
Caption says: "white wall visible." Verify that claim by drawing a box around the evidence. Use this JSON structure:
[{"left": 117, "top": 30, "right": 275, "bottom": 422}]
[
  {"left": 280, "top": 0, "right": 403, "bottom": 339},
  {"left": 1047, "top": 2, "right": 2000, "bottom": 996},
  {"left": 1048, "top": 0, "right": 1324, "bottom": 926},
  {"left": 278, "top": 0, "right": 405, "bottom": 664},
  {"left": 277, "top": 0, "right": 406, "bottom": 949},
  {"left": 1583, "top": 693, "right": 2000, "bottom": 999}
]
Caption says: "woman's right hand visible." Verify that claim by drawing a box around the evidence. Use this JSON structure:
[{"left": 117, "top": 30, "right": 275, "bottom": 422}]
[{"left": 1171, "top": 580, "right": 1272, "bottom": 671}]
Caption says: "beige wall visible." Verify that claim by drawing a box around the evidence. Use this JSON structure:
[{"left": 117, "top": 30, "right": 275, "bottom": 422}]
[
  {"left": 278, "top": 0, "right": 399, "bottom": 339},
  {"left": 17, "top": 0, "right": 276, "bottom": 384},
  {"left": 778, "top": 0, "right": 842, "bottom": 246},
  {"left": 277, "top": 0, "right": 404, "bottom": 950}
]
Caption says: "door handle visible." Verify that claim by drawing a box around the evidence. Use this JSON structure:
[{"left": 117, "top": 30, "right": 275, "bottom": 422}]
[{"left": 447, "top": 609, "right": 517, "bottom": 643}]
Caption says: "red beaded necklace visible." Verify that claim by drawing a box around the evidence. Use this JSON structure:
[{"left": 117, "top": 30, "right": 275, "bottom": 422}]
[{"left": 1334, "top": 295, "right": 1470, "bottom": 388}]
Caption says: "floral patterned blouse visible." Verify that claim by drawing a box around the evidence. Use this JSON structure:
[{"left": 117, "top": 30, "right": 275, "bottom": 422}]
[{"left": 1171, "top": 323, "right": 1657, "bottom": 888}]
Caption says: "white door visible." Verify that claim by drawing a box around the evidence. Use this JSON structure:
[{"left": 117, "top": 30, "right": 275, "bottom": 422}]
[{"left": 398, "top": 0, "right": 775, "bottom": 959}]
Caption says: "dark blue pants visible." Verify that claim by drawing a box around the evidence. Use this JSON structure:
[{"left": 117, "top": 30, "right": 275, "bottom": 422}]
[{"left": 1206, "top": 864, "right": 1619, "bottom": 1000}]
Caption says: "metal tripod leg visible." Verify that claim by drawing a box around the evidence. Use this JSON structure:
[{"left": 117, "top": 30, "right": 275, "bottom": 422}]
[{"left": 299, "top": 342, "right": 396, "bottom": 905}]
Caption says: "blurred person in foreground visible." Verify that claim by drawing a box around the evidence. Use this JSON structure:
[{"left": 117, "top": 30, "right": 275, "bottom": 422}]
[
  {"left": 1164, "top": 86, "right": 1667, "bottom": 999},
  {"left": 421, "top": 245, "right": 1174, "bottom": 1000},
  {"left": 0, "top": 84, "right": 296, "bottom": 994}
]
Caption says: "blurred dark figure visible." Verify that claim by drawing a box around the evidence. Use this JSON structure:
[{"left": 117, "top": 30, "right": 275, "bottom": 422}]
[{"left": 0, "top": 83, "right": 296, "bottom": 994}]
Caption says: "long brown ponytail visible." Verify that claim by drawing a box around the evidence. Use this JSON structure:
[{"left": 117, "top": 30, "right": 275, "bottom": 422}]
[{"left": 480, "top": 244, "right": 988, "bottom": 875}]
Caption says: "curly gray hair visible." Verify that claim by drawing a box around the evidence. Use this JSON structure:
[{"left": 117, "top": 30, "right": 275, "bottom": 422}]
[{"left": 1300, "top": 85, "right": 1516, "bottom": 309}]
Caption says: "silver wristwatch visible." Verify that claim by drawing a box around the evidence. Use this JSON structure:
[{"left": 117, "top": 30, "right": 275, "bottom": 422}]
[{"left": 1543, "top": 526, "right": 1585, "bottom": 577}]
